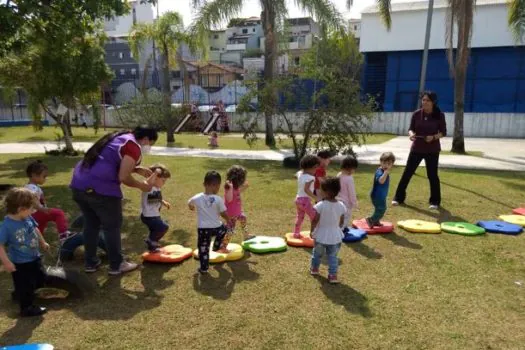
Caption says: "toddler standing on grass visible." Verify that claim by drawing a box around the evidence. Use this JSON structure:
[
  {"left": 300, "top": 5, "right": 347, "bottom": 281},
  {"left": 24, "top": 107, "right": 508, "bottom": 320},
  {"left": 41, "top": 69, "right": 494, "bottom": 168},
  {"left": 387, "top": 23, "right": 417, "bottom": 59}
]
[
  {"left": 293, "top": 155, "right": 320, "bottom": 238},
  {"left": 314, "top": 150, "right": 332, "bottom": 202},
  {"left": 188, "top": 171, "right": 230, "bottom": 274},
  {"left": 310, "top": 177, "right": 346, "bottom": 284},
  {"left": 367, "top": 152, "right": 396, "bottom": 228},
  {"left": 25, "top": 160, "right": 77, "bottom": 243},
  {"left": 208, "top": 132, "right": 219, "bottom": 148},
  {"left": 337, "top": 156, "right": 358, "bottom": 233},
  {"left": 0, "top": 188, "right": 50, "bottom": 317}
]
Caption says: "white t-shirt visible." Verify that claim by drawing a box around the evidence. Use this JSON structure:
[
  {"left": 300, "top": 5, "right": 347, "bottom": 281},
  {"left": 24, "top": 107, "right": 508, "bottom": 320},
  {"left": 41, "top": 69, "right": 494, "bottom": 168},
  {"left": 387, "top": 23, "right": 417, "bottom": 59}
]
[
  {"left": 25, "top": 183, "right": 45, "bottom": 207},
  {"left": 141, "top": 187, "right": 163, "bottom": 217},
  {"left": 188, "top": 193, "right": 227, "bottom": 229},
  {"left": 313, "top": 200, "right": 346, "bottom": 245},
  {"left": 296, "top": 171, "right": 315, "bottom": 198}
]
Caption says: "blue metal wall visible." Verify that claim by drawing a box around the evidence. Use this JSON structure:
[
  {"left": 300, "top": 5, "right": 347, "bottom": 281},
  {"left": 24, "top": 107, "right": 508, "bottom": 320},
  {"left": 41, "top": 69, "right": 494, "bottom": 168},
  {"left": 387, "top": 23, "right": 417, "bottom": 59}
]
[{"left": 363, "top": 46, "right": 525, "bottom": 112}]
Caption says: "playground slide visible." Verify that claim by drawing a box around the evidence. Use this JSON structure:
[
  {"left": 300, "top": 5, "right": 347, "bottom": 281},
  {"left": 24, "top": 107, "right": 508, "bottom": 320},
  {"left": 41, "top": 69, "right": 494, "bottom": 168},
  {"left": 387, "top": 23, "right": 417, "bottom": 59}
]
[
  {"left": 174, "top": 114, "right": 192, "bottom": 134},
  {"left": 202, "top": 113, "right": 220, "bottom": 134}
]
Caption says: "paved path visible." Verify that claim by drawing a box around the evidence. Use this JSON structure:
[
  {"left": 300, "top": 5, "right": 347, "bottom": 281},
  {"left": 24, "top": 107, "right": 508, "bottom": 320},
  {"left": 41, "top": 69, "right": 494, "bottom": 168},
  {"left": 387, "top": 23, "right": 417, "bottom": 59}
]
[{"left": 0, "top": 137, "right": 523, "bottom": 171}]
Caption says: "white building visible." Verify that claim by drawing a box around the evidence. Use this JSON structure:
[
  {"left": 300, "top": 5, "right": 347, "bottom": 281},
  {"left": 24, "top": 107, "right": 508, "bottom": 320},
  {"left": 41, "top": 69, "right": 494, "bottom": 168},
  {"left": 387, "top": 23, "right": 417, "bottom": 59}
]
[
  {"left": 208, "top": 30, "right": 227, "bottom": 63},
  {"left": 349, "top": 18, "right": 361, "bottom": 39}
]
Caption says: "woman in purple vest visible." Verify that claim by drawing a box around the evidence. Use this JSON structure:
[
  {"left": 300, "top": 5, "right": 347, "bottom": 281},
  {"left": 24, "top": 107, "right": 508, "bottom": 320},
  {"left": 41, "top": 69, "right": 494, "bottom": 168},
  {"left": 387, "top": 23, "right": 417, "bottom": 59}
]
[
  {"left": 392, "top": 91, "right": 447, "bottom": 210},
  {"left": 70, "top": 126, "right": 158, "bottom": 275}
]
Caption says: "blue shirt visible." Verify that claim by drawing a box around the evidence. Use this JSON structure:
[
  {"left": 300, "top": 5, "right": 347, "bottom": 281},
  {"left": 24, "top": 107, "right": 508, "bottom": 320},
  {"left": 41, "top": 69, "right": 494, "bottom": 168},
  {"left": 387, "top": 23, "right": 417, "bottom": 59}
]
[
  {"left": 0, "top": 216, "right": 41, "bottom": 264},
  {"left": 371, "top": 168, "right": 390, "bottom": 200}
]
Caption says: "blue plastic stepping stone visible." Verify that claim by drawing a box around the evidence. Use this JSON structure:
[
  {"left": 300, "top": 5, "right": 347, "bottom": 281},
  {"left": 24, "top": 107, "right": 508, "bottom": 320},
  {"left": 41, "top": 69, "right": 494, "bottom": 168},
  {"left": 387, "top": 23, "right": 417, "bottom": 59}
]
[
  {"left": 2, "top": 344, "right": 54, "bottom": 350},
  {"left": 477, "top": 220, "right": 522, "bottom": 235},
  {"left": 342, "top": 229, "right": 367, "bottom": 243}
]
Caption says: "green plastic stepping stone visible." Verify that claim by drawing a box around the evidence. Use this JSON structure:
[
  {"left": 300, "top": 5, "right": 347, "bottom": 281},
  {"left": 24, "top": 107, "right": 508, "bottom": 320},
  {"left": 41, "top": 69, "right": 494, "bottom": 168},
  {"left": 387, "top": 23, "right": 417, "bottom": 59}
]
[
  {"left": 441, "top": 222, "right": 485, "bottom": 236},
  {"left": 241, "top": 236, "right": 287, "bottom": 254}
]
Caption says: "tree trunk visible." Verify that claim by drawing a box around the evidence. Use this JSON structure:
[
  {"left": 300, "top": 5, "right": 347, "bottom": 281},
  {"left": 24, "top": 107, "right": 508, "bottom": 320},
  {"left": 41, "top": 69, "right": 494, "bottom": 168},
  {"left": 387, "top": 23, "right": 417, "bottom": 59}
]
[
  {"left": 261, "top": 2, "right": 276, "bottom": 147},
  {"left": 65, "top": 110, "right": 73, "bottom": 137},
  {"left": 162, "top": 47, "right": 175, "bottom": 144},
  {"left": 59, "top": 118, "right": 75, "bottom": 153},
  {"left": 451, "top": 66, "right": 466, "bottom": 153}
]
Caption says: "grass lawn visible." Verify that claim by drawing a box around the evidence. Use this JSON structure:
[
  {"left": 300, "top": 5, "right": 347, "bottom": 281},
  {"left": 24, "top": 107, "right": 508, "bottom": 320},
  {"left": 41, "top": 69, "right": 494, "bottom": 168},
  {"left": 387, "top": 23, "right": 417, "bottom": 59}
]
[
  {"left": 441, "top": 151, "right": 485, "bottom": 157},
  {"left": 0, "top": 126, "right": 396, "bottom": 150},
  {"left": 0, "top": 154, "right": 525, "bottom": 349}
]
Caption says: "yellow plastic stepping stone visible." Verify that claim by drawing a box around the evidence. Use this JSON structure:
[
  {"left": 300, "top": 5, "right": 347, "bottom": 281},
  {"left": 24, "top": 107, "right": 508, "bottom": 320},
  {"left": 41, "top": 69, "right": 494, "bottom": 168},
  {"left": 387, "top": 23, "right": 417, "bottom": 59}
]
[
  {"left": 398, "top": 219, "right": 441, "bottom": 233},
  {"left": 192, "top": 243, "right": 244, "bottom": 263},
  {"left": 499, "top": 215, "right": 525, "bottom": 227}
]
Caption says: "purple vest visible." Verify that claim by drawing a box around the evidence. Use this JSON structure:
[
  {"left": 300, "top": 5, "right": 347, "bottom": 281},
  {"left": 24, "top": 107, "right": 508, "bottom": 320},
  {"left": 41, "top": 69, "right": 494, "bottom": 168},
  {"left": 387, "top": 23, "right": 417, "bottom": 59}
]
[{"left": 70, "top": 133, "right": 141, "bottom": 198}]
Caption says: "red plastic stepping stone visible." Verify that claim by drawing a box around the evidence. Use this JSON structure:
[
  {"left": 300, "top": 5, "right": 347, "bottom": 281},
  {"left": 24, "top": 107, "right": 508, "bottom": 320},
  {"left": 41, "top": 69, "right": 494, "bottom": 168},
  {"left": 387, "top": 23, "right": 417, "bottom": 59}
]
[
  {"left": 285, "top": 232, "right": 315, "bottom": 248},
  {"left": 352, "top": 218, "right": 394, "bottom": 234},
  {"left": 512, "top": 208, "right": 525, "bottom": 216}
]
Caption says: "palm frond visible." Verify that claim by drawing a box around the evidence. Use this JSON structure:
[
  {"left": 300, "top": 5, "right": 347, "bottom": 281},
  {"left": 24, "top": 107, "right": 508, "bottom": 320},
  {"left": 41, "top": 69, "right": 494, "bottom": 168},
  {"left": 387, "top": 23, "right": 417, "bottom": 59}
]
[
  {"left": 293, "top": 0, "right": 344, "bottom": 30},
  {"left": 508, "top": 0, "right": 525, "bottom": 43},
  {"left": 346, "top": 0, "right": 353, "bottom": 10},
  {"left": 129, "top": 22, "right": 154, "bottom": 59},
  {"left": 376, "top": 0, "right": 392, "bottom": 30}
]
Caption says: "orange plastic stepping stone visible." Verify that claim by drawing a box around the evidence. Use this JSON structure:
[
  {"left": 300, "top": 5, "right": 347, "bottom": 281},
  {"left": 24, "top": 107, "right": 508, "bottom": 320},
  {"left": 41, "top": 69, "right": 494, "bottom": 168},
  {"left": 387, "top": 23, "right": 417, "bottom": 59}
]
[
  {"left": 142, "top": 244, "right": 193, "bottom": 263},
  {"left": 512, "top": 208, "right": 525, "bottom": 216},
  {"left": 352, "top": 218, "right": 394, "bottom": 234},
  {"left": 285, "top": 232, "right": 314, "bottom": 248}
]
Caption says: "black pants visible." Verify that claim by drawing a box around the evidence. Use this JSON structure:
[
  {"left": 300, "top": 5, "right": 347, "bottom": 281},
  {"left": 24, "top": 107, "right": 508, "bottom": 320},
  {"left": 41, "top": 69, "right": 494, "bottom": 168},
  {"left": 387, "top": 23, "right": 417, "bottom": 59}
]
[
  {"left": 197, "top": 225, "right": 227, "bottom": 272},
  {"left": 12, "top": 258, "right": 46, "bottom": 311},
  {"left": 72, "top": 189, "right": 123, "bottom": 271},
  {"left": 393, "top": 152, "right": 441, "bottom": 206}
]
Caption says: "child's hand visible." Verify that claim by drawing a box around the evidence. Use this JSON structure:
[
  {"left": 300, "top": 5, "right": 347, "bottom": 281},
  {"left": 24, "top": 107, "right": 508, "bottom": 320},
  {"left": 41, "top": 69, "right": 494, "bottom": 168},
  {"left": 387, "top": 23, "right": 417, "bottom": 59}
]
[
  {"left": 224, "top": 181, "right": 232, "bottom": 190},
  {"left": 163, "top": 200, "right": 171, "bottom": 210},
  {"left": 4, "top": 261, "right": 16, "bottom": 273},
  {"left": 188, "top": 204, "right": 195, "bottom": 211},
  {"left": 41, "top": 242, "right": 50, "bottom": 251}
]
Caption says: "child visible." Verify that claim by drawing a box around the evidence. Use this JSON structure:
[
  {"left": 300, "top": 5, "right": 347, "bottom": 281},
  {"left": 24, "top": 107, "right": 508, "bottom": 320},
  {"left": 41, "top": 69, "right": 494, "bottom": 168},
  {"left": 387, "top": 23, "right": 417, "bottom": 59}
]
[
  {"left": 25, "top": 160, "right": 76, "bottom": 243},
  {"left": 188, "top": 171, "right": 230, "bottom": 274},
  {"left": 208, "top": 132, "right": 219, "bottom": 148},
  {"left": 220, "top": 165, "right": 253, "bottom": 249},
  {"left": 314, "top": 150, "right": 332, "bottom": 202},
  {"left": 367, "top": 152, "right": 396, "bottom": 228},
  {"left": 141, "top": 164, "right": 172, "bottom": 252},
  {"left": 0, "top": 187, "right": 50, "bottom": 317},
  {"left": 310, "top": 177, "right": 346, "bottom": 284},
  {"left": 337, "top": 156, "right": 358, "bottom": 233},
  {"left": 293, "top": 155, "right": 320, "bottom": 238}
]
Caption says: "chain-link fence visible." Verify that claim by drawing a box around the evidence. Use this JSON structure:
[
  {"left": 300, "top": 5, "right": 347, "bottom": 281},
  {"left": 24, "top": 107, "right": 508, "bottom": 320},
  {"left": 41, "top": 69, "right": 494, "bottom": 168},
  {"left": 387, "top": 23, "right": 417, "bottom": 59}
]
[{"left": 0, "top": 88, "right": 31, "bottom": 121}]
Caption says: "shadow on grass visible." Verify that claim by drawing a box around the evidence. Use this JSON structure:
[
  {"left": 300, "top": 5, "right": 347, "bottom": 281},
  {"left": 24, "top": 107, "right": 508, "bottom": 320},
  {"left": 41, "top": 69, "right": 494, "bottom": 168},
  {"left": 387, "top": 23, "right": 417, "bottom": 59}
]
[
  {"left": 378, "top": 231, "right": 422, "bottom": 250},
  {"left": 315, "top": 275, "right": 371, "bottom": 317},
  {"left": 141, "top": 263, "right": 175, "bottom": 295},
  {"left": 402, "top": 204, "right": 468, "bottom": 224},
  {"left": 501, "top": 180, "right": 525, "bottom": 193},
  {"left": 0, "top": 317, "right": 44, "bottom": 346},
  {"left": 347, "top": 240, "right": 383, "bottom": 259},
  {"left": 0, "top": 155, "right": 80, "bottom": 180},
  {"left": 204, "top": 158, "right": 295, "bottom": 181},
  {"left": 192, "top": 265, "right": 234, "bottom": 300}
]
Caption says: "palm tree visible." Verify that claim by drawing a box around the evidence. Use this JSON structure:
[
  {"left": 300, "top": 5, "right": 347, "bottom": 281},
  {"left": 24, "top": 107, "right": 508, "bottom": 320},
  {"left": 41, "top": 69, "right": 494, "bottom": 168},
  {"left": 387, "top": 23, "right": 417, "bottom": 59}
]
[
  {"left": 190, "top": 0, "right": 344, "bottom": 147},
  {"left": 370, "top": 0, "right": 525, "bottom": 154},
  {"left": 129, "top": 11, "right": 201, "bottom": 143}
]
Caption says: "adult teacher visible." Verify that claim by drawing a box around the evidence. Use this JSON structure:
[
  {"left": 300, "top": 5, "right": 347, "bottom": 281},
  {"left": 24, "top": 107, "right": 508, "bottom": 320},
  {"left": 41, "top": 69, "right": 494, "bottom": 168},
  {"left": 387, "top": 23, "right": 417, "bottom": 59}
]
[
  {"left": 70, "top": 126, "right": 158, "bottom": 275},
  {"left": 392, "top": 91, "right": 446, "bottom": 210}
]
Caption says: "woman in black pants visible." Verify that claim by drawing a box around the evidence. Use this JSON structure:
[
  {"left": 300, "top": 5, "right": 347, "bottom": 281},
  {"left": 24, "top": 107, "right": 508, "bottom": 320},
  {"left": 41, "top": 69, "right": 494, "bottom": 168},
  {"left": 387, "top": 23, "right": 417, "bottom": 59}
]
[{"left": 392, "top": 91, "right": 447, "bottom": 210}]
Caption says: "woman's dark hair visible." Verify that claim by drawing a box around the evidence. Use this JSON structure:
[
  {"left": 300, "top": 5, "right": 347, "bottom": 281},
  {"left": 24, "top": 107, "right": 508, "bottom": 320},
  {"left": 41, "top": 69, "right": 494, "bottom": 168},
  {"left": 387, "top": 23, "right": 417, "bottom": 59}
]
[
  {"left": 421, "top": 91, "right": 442, "bottom": 117},
  {"left": 204, "top": 171, "right": 222, "bottom": 185},
  {"left": 320, "top": 177, "right": 341, "bottom": 199},
  {"left": 226, "top": 165, "right": 247, "bottom": 189},
  {"left": 26, "top": 160, "right": 48, "bottom": 177},
  {"left": 341, "top": 156, "right": 358, "bottom": 170},
  {"left": 300, "top": 155, "right": 320, "bottom": 170},
  {"left": 81, "top": 126, "right": 158, "bottom": 168}
]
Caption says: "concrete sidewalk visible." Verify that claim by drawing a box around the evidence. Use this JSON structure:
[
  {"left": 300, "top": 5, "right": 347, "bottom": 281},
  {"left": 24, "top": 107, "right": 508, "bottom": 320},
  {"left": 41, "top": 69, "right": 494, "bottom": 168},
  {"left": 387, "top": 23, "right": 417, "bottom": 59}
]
[{"left": 0, "top": 137, "right": 523, "bottom": 171}]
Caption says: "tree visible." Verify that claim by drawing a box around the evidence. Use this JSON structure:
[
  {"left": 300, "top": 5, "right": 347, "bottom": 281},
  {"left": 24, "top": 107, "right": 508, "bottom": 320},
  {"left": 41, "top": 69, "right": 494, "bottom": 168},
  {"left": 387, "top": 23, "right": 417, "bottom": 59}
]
[
  {"left": 239, "top": 31, "right": 373, "bottom": 162},
  {"left": 0, "top": 6, "right": 113, "bottom": 153},
  {"left": 190, "top": 0, "right": 345, "bottom": 147},
  {"left": 370, "top": 0, "right": 525, "bottom": 154},
  {"left": 129, "top": 11, "right": 202, "bottom": 144}
]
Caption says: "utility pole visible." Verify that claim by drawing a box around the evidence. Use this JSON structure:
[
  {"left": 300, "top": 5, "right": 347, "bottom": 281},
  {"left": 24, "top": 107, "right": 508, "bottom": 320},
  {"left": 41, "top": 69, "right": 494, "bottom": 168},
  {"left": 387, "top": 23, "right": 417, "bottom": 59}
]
[{"left": 417, "top": 0, "right": 434, "bottom": 108}]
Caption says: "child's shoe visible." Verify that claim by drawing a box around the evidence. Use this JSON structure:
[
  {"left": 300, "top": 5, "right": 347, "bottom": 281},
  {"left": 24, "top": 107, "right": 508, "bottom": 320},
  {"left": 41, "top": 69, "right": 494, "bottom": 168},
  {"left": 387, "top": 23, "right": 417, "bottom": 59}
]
[
  {"left": 21, "top": 305, "right": 47, "bottom": 317},
  {"left": 310, "top": 267, "right": 320, "bottom": 275},
  {"left": 145, "top": 239, "right": 160, "bottom": 253},
  {"left": 197, "top": 268, "right": 209, "bottom": 274},
  {"left": 342, "top": 227, "right": 350, "bottom": 235},
  {"left": 59, "top": 230, "right": 78, "bottom": 243},
  {"left": 216, "top": 247, "right": 231, "bottom": 254},
  {"left": 366, "top": 217, "right": 374, "bottom": 229},
  {"left": 328, "top": 274, "right": 340, "bottom": 284}
]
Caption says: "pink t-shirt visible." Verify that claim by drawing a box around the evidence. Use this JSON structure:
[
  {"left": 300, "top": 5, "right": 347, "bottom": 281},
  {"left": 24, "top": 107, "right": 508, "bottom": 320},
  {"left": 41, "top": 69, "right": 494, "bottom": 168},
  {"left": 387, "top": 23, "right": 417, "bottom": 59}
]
[
  {"left": 336, "top": 173, "right": 357, "bottom": 209},
  {"left": 225, "top": 187, "right": 243, "bottom": 216}
]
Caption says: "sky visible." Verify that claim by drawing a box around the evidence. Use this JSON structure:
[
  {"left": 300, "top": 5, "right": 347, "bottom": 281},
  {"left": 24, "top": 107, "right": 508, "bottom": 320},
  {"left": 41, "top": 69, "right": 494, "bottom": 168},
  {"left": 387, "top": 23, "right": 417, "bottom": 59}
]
[{"left": 157, "top": 0, "right": 416, "bottom": 27}]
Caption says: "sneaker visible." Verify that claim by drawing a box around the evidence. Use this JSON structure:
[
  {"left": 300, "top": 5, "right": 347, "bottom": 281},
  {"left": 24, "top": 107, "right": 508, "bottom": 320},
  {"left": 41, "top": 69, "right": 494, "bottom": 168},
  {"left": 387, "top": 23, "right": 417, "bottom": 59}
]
[
  {"left": 21, "top": 305, "right": 47, "bottom": 317},
  {"left": 145, "top": 239, "right": 160, "bottom": 252},
  {"left": 108, "top": 261, "right": 139, "bottom": 276},
  {"left": 197, "top": 268, "right": 209, "bottom": 274},
  {"left": 310, "top": 267, "right": 320, "bottom": 276},
  {"left": 328, "top": 274, "right": 340, "bottom": 284},
  {"left": 216, "top": 247, "right": 231, "bottom": 254},
  {"left": 391, "top": 200, "right": 400, "bottom": 206},
  {"left": 59, "top": 231, "right": 78, "bottom": 243},
  {"left": 366, "top": 217, "right": 374, "bottom": 229},
  {"left": 342, "top": 227, "right": 350, "bottom": 235},
  {"left": 84, "top": 260, "right": 102, "bottom": 273},
  {"left": 429, "top": 204, "right": 439, "bottom": 210}
]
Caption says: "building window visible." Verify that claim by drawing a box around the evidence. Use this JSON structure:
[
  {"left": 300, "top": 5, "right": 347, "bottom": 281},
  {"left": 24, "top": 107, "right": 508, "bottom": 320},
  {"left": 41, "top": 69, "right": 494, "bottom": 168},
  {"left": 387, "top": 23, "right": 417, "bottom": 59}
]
[
  {"left": 130, "top": 51, "right": 133, "bottom": 58},
  {"left": 119, "top": 52, "right": 123, "bottom": 59},
  {"left": 120, "top": 69, "right": 125, "bottom": 76},
  {"left": 253, "top": 28, "right": 255, "bottom": 32},
  {"left": 214, "top": 34, "right": 219, "bottom": 39},
  {"left": 354, "top": 25, "right": 358, "bottom": 30},
  {"left": 131, "top": 68, "right": 137, "bottom": 75},
  {"left": 294, "top": 57, "right": 300, "bottom": 66},
  {"left": 242, "top": 28, "right": 248, "bottom": 34}
]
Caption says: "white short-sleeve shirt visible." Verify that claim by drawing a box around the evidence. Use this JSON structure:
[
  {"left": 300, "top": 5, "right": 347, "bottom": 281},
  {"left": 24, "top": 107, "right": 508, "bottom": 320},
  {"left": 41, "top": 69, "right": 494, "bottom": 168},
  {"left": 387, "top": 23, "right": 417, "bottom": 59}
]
[
  {"left": 313, "top": 200, "right": 346, "bottom": 245},
  {"left": 188, "top": 193, "right": 226, "bottom": 229},
  {"left": 24, "top": 183, "right": 45, "bottom": 207},
  {"left": 141, "top": 187, "right": 162, "bottom": 217},
  {"left": 296, "top": 171, "right": 315, "bottom": 198}
]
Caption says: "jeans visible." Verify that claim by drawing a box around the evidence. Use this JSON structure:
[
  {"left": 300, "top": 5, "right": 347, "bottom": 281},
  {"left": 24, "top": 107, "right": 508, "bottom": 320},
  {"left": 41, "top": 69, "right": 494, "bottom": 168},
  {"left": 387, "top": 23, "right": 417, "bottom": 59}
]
[
  {"left": 370, "top": 197, "right": 387, "bottom": 223},
  {"left": 12, "top": 258, "right": 46, "bottom": 311},
  {"left": 394, "top": 152, "right": 441, "bottom": 206},
  {"left": 294, "top": 197, "right": 316, "bottom": 234},
  {"left": 311, "top": 242, "right": 341, "bottom": 275},
  {"left": 72, "top": 189, "right": 123, "bottom": 270},
  {"left": 59, "top": 232, "right": 107, "bottom": 261}
]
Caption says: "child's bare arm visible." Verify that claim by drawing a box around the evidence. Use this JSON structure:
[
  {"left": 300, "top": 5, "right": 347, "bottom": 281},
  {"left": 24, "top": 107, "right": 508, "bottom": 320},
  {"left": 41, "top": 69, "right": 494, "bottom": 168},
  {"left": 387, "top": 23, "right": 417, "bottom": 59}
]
[
  {"left": 239, "top": 182, "right": 249, "bottom": 192},
  {"left": 339, "top": 214, "right": 345, "bottom": 228},
  {"left": 35, "top": 228, "right": 49, "bottom": 251},
  {"left": 310, "top": 213, "right": 320, "bottom": 237},
  {"left": 220, "top": 211, "right": 230, "bottom": 222},
  {"left": 0, "top": 245, "right": 16, "bottom": 272},
  {"left": 304, "top": 180, "right": 316, "bottom": 200},
  {"left": 224, "top": 182, "right": 234, "bottom": 202},
  {"left": 162, "top": 200, "right": 171, "bottom": 210},
  {"left": 378, "top": 169, "right": 390, "bottom": 185}
]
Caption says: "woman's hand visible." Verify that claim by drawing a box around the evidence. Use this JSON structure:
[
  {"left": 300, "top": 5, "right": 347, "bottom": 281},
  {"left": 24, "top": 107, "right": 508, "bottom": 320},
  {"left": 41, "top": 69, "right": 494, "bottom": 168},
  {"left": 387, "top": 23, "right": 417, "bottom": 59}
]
[
  {"left": 409, "top": 131, "right": 416, "bottom": 141},
  {"left": 425, "top": 135, "right": 434, "bottom": 143},
  {"left": 134, "top": 166, "right": 153, "bottom": 178}
]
